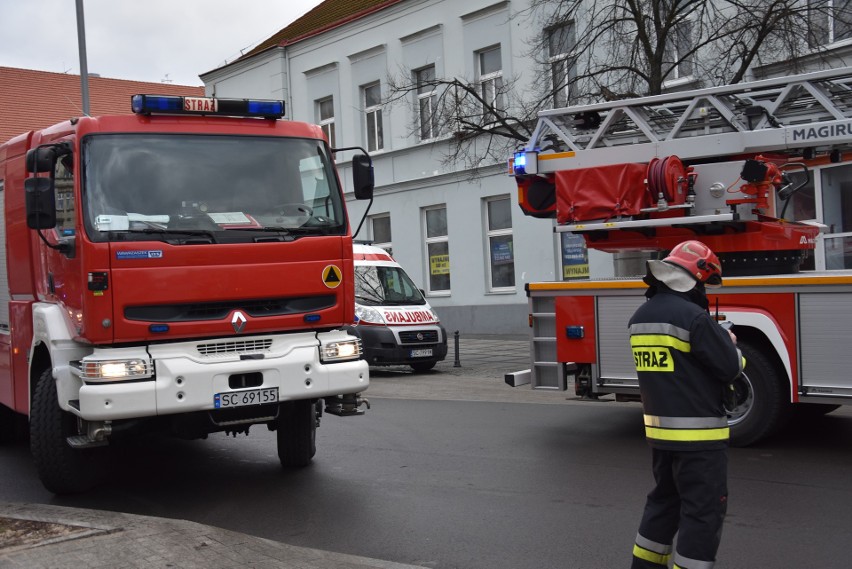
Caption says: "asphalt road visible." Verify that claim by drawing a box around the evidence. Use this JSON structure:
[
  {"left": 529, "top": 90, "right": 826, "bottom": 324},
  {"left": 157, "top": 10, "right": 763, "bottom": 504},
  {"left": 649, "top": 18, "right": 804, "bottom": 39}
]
[{"left": 2, "top": 338, "right": 852, "bottom": 568}]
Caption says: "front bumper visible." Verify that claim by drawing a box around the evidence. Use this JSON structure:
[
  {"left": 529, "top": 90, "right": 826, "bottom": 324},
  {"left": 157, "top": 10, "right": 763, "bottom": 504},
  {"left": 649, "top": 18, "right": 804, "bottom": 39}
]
[{"left": 75, "top": 331, "right": 368, "bottom": 421}]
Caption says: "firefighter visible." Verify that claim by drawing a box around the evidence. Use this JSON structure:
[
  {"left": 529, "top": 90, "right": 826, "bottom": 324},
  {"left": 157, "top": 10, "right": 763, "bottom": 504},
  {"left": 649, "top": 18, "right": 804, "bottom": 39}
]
[{"left": 628, "top": 240, "right": 743, "bottom": 569}]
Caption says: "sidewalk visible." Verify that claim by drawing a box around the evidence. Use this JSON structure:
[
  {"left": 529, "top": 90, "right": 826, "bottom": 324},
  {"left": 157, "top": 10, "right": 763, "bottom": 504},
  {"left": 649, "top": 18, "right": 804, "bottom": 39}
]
[
  {"left": 0, "top": 335, "right": 532, "bottom": 569},
  {"left": 0, "top": 502, "right": 428, "bottom": 568}
]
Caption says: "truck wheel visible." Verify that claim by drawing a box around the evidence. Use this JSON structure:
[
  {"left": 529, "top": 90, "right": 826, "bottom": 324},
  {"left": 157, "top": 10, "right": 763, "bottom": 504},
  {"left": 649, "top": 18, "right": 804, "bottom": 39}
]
[
  {"left": 411, "top": 361, "right": 436, "bottom": 373},
  {"left": 277, "top": 399, "right": 317, "bottom": 468},
  {"left": 30, "top": 369, "right": 100, "bottom": 494},
  {"left": 727, "top": 341, "right": 791, "bottom": 447}
]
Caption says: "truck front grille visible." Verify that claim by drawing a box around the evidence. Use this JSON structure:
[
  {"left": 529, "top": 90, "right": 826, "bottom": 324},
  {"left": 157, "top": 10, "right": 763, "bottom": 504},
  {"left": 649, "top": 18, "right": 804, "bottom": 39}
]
[
  {"left": 125, "top": 295, "right": 336, "bottom": 322},
  {"left": 197, "top": 339, "right": 273, "bottom": 356},
  {"left": 398, "top": 330, "right": 439, "bottom": 344}
]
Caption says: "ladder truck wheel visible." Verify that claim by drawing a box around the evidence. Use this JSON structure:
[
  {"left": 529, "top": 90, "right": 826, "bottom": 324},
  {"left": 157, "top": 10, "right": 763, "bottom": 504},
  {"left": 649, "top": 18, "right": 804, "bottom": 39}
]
[
  {"left": 727, "top": 341, "right": 791, "bottom": 447},
  {"left": 30, "top": 369, "right": 101, "bottom": 494},
  {"left": 277, "top": 399, "right": 317, "bottom": 468}
]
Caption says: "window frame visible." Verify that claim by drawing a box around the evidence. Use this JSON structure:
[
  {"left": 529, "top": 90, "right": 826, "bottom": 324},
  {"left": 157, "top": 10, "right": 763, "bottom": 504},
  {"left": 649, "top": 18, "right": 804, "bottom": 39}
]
[
  {"left": 370, "top": 213, "right": 392, "bottom": 256},
  {"left": 484, "top": 195, "right": 515, "bottom": 292},
  {"left": 477, "top": 45, "right": 504, "bottom": 121},
  {"left": 317, "top": 97, "right": 336, "bottom": 148},
  {"left": 808, "top": 0, "right": 852, "bottom": 46},
  {"left": 663, "top": 16, "right": 695, "bottom": 84},
  {"left": 546, "top": 22, "right": 576, "bottom": 108},
  {"left": 422, "top": 204, "right": 451, "bottom": 295},
  {"left": 415, "top": 65, "right": 439, "bottom": 141},
  {"left": 362, "top": 82, "right": 384, "bottom": 152}
]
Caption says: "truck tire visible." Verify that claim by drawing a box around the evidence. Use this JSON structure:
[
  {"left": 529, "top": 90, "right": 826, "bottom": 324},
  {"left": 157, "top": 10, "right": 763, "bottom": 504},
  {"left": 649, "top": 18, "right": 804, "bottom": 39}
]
[
  {"left": 277, "top": 399, "right": 317, "bottom": 468},
  {"left": 411, "top": 361, "right": 436, "bottom": 373},
  {"left": 30, "top": 369, "right": 101, "bottom": 494},
  {"left": 727, "top": 340, "right": 791, "bottom": 447}
]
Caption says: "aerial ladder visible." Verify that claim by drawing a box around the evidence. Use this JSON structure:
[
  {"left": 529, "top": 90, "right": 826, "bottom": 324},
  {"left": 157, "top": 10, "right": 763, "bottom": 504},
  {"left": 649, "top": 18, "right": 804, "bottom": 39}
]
[{"left": 509, "top": 66, "right": 852, "bottom": 445}]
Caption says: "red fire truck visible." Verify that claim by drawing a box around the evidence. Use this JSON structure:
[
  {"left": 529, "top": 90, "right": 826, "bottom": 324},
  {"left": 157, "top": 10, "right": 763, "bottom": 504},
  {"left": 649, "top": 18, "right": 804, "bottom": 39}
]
[
  {"left": 509, "top": 67, "right": 852, "bottom": 446},
  {"left": 0, "top": 94, "right": 374, "bottom": 493}
]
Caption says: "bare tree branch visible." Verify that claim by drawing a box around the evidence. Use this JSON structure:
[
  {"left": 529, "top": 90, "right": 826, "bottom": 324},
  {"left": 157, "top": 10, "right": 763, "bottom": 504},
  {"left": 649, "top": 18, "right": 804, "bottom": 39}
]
[{"left": 385, "top": 0, "right": 846, "bottom": 173}]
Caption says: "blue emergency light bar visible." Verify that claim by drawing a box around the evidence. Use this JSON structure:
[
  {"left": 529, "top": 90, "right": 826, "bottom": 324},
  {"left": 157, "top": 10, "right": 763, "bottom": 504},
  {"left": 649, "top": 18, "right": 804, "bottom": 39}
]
[
  {"left": 131, "top": 94, "right": 286, "bottom": 119},
  {"left": 512, "top": 149, "right": 538, "bottom": 176}
]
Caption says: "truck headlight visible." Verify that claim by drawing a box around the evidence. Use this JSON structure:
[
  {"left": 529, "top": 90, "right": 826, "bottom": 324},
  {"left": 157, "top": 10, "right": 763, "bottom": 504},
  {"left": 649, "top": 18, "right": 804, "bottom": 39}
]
[
  {"left": 355, "top": 305, "right": 384, "bottom": 324},
  {"left": 80, "top": 358, "right": 153, "bottom": 382},
  {"left": 320, "top": 339, "right": 362, "bottom": 363}
]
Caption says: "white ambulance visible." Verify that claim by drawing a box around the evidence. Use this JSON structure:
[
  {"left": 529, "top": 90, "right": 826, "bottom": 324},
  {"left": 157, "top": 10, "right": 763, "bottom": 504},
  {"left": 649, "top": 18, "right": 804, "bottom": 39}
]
[{"left": 347, "top": 244, "right": 448, "bottom": 372}]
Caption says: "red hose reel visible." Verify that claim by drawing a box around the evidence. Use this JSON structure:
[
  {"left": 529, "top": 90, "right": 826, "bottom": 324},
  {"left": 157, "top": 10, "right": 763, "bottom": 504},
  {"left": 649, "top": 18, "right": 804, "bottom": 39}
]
[{"left": 645, "top": 156, "right": 693, "bottom": 208}]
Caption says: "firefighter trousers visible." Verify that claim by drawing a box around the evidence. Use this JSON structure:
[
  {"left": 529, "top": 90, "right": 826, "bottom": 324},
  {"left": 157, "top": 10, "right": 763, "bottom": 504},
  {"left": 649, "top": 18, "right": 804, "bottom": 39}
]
[{"left": 631, "top": 447, "right": 728, "bottom": 569}]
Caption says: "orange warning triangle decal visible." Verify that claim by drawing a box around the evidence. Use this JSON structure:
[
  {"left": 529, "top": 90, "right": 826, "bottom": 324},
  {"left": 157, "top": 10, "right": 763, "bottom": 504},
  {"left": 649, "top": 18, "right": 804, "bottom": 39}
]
[{"left": 322, "top": 265, "right": 342, "bottom": 288}]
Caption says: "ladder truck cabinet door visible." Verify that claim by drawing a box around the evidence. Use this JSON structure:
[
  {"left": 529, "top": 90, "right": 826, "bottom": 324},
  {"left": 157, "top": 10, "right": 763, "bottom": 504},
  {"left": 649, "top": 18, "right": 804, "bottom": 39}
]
[
  {"left": 556, "top": 296, "right": 597, "bottom": 364},
  {"left": 597, "top": 296, "right": 644, "bottom": 380}
]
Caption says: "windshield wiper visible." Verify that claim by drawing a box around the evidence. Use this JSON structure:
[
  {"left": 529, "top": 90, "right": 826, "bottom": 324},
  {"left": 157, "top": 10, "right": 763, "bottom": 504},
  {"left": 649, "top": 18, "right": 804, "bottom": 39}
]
[
  {"left": 120, "top": 228, "right": 218, "bottom": 243},
  {"left": 355, "top": 295, "right": 382, "bottom": 305}
]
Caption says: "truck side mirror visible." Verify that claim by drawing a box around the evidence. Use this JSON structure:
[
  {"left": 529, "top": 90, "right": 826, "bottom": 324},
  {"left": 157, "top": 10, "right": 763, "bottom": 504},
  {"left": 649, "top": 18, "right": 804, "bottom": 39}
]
[
  {"left": 352, "top": 154, "right": 374, "bottom": 200},
  {"left": 26, "top": 142, "right": 72, "bottom": 174},
  {"left": 25, "top": 177, "right": 57, "bottom": 229},
  {"left": 26, "top": 147, "right": 57, "bottom": 173}
]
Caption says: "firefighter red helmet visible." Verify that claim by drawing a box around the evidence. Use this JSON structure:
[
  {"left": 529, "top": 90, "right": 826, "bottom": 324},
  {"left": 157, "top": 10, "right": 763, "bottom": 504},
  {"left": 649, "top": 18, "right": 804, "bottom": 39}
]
[{"left": 663, "top": 240, "right": 723, "bottom": 288}]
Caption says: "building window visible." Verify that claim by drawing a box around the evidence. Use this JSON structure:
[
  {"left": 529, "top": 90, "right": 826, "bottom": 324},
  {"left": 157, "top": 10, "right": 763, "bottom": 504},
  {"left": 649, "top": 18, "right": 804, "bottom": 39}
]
[
  {"left": 560, "top": 233, "right": 590, "bottom": 280},
  {"left": 424, "top": 205, "right": 450, "bottom": 293},
  {"left": 416, "top": 66, "right": 438, "bottom": 140},
  {"left": 485, "top": 196, "right": 515, "bottom": 290},
  {"left": 547, "top": 23, "right": 576, "bottom": 108},
  {"left": 363, "top": 83, "right": 383, "bottom": 152},
  {"left": 809, "top": 0, "right": 852, "bottom": 45},
  {"left": 477, "top": 45, "right": 504, "bottom": 121},
  {"left": 820, "top": 163, "right": 852, "bottom": 269},
  {"left": 317, "top": 97, "right": 336, "bottom": 147},
  {"left": 371, "top": 214, "right": 392, "bottom": 256},
  {"left": 663, "top": 17, "right": 694, "bottom": 82}
]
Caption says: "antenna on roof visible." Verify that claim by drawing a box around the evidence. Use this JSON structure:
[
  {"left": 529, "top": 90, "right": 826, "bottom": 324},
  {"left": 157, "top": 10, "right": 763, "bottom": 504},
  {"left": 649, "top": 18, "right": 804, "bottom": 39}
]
[
  {"left": 161, "top": 73, "right": 173, "bottom": 84},
  {"left": 63, "top": 95, "right": 90, "bottom": 118}
]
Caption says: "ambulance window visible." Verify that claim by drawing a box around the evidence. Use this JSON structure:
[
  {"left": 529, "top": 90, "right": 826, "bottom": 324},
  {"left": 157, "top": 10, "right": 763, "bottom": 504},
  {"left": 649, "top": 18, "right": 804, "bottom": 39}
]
[{"left": 54, "top": 154, "right": 75, "bottom": 236}]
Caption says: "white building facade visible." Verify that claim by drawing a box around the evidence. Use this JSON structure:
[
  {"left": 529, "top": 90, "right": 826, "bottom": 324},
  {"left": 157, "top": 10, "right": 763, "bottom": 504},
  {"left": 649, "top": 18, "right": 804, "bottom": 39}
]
[{"left": 201, "top": 0, "right": 852, "bottom": 335}]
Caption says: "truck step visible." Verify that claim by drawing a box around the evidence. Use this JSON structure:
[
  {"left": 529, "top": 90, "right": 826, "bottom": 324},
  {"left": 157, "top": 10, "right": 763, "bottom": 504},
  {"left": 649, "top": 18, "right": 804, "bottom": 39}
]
[{"left": 66, "top": 435, "right": 109, "bottom": 449}]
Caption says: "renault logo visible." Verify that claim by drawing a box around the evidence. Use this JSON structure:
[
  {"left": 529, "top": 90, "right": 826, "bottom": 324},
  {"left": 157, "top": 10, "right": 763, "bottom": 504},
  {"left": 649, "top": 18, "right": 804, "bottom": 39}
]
[{"left": 232, "top": 311, "right": 247, "bottom": 334}]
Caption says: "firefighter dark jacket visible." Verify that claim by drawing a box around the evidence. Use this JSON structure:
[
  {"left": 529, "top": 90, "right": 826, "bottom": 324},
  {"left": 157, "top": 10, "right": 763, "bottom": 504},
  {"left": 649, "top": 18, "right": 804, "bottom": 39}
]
[{"left": 628, "top": 281, "right": 744, "bottom": 450}]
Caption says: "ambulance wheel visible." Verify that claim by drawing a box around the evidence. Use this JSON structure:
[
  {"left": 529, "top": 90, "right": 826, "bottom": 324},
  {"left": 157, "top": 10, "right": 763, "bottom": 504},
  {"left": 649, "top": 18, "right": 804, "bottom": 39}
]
[
  {"left": 727, "top": 341, "right": 790, "bottom": 447},
  {"left": 30, "top": 369, "right": 101, "bottom": 494},
  {"left": 277, "top": 399, "right": 317, "bottom": 468},
  {"left": 411, "top": 361, "right": 436, "bottom": 373}
]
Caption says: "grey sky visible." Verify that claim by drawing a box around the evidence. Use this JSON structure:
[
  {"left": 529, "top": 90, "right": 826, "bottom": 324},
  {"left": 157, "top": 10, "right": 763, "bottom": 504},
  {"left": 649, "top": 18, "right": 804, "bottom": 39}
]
[{"left": 0, "top": 0, "right": 323, "bottom": 86}]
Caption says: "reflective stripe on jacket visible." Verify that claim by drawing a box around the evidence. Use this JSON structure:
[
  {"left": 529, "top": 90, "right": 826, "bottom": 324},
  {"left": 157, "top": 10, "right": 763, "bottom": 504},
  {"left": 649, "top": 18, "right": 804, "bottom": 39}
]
[{"left": 628, "top": 289, "right": 743, "bottom": 450}]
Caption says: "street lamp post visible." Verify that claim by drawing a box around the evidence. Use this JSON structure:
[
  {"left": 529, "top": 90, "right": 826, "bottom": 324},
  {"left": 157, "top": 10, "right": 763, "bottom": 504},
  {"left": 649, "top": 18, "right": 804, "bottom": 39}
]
[{"left": 75, "top": 0, "right": 90, "bottom": 116}]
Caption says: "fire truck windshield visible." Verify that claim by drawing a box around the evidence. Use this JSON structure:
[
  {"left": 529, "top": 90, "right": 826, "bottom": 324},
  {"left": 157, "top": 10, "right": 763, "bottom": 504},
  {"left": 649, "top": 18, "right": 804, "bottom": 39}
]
[{"left": 82, "top": 134, "right": 346, "bottom": 242}]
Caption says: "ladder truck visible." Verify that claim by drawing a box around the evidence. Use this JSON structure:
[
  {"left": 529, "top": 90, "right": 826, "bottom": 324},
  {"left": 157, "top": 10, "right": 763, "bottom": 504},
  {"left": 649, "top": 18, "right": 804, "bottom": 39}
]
[{"left": 509, "top": 66, "right": 852, "bottom": 446}]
